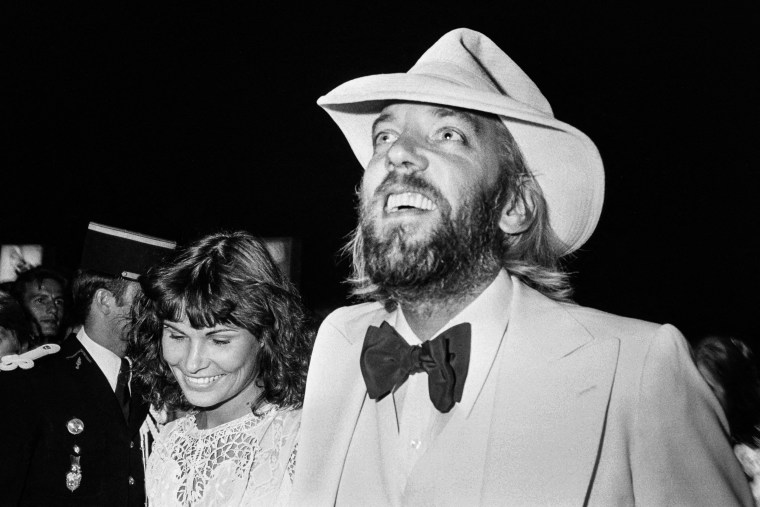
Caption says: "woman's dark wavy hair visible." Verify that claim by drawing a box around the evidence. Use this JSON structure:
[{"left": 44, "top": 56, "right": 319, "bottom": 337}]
[
  {"left": 128, "top": 231, "right": 314, "bottom": 414},
  {"left": 695, "top": 335, "right": 760, "bottom": 447}
]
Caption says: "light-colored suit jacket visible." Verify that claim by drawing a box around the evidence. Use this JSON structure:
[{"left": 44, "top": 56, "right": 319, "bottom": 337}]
[{"left": 291, "top": 275, "right": 753, "bottom": 506}]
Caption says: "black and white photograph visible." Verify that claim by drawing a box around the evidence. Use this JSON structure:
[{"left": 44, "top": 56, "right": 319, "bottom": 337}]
[{"left": 1, "top": 3, "right": 758, "bottom": 506}]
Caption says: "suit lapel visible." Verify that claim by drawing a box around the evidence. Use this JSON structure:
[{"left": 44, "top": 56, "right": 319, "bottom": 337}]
[{"left": 481, "top": 280, "right": 620, "bottom": 505}]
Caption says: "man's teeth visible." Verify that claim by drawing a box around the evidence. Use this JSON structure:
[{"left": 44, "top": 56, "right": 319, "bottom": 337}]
[
  {"left": 185, "top": 374, "right": 224, "bottom": 385},
  {"left": 387, "top": 192, "right": 436, "bottom": 212}
]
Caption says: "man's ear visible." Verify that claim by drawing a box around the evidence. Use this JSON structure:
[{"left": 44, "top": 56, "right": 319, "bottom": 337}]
[
  {"left": 498, "top": 195, "right": 531, "bottom": 234},
  {"left": 93, "top": 288, "right": 114, "bottom": 316}
]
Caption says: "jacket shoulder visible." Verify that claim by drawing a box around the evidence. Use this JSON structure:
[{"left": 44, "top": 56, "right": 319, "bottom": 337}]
[
  {"left": 557, "top": 301, "right": 691, "bottom": 374},
  {"left": 318, "top": 302, "right": 388, "bottom": 346},
  {"left": 561, "top": 303, "right": 664, "bottom": 339}
]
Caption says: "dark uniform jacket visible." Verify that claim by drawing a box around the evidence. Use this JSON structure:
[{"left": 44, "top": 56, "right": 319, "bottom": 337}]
[{"left": 0, "top": 334, "right": 149, "bottom": 506}]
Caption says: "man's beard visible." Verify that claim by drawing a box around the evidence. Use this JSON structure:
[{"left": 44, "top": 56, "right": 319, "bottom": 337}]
[{"left": 359, "top": 176, "right": 505, "bottom": 307}]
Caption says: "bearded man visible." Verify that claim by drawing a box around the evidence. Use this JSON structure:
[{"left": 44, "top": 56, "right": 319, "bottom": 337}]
[{"left": 290, "top": 29, "right": 753, "bottom": 506}]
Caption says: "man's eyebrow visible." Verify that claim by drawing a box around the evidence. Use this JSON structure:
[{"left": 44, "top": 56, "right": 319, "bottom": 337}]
[
  {"left": 371, "top": 112, "right": 396, "bottom": 133},
  {"left": 432, "top": 107, "right": 482, "bottom": 133}
]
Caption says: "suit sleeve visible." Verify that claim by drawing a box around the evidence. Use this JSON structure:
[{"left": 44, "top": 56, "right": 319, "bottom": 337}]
[
  {"left": 290, "top": 312, "right": 369, "bottom": 507},
  {"left": 630, "top": 324, "right": 754, "bottom": 506},
  {"left": 0, "top": 369, "right": 39, "bottom": 505}
]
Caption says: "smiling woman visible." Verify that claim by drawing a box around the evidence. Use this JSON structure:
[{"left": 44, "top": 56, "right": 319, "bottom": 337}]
[{"left": 128, "top": 231, "right": 314, "bottom": 506}]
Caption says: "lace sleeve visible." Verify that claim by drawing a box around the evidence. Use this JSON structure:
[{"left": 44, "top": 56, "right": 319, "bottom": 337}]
[{"left": 243, "top": 407, "right": 302, "bottom": 506}]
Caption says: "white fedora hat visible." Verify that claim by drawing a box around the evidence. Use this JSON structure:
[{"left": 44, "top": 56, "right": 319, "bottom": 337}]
[{"left": 317, "top": 28, "right": 605, "bottom": 255}]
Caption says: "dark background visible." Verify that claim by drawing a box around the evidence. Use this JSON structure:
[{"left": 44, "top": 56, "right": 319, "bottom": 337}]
[{"left": 2, "top": 3, "right": 758, "bottom": 343}]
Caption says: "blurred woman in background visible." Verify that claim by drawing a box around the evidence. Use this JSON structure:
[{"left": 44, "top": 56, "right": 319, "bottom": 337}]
[
  {"left": 0, "top": 291, "right": 32, "bottom": 358},
  {"left": 695, "top": 335, "right": 760, "bottom": 505}
]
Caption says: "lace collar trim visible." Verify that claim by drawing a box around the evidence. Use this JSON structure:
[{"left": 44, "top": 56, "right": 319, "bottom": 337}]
[{"left": 187, "top": 403, "right": 277, "bottom": 435}]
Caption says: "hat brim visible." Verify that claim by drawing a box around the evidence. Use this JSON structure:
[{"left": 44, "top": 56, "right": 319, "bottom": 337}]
[{"left": 318, "top": 73, "right": 605, "bottom": 255}]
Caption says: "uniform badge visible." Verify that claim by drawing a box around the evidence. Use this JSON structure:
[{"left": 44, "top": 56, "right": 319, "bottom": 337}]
[{"left": 66, "top": 349, "right": 92, "bottom": 368}]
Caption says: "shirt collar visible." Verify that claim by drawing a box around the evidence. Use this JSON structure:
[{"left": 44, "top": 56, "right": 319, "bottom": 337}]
[
  {"left": 392, "top": 270, "right": 513, "bottom": 415},
  {"left": 76, "top": 327, "right": 123, "bottom": 392}
]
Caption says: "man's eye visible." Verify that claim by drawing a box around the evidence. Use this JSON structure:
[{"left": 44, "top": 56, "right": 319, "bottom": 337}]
[
  {"left": 373, "top": 131, "right": 398, "bottom": 146},
  {"left": 438, "top": 129, "right": 465, "bottom": 142},
  {"left": 212, "top": 339, "right": 230, "bottom": 346},
  {"left": 166, "top": 333, "right": 185, "bottom": 341}
]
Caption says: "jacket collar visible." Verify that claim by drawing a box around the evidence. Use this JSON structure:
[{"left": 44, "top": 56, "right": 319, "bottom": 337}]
[{"left": 506, "top": 275, "right": 595, "bottom": 362}]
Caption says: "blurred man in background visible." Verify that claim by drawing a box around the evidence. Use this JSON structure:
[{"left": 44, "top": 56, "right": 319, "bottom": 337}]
[{"left": 11, "top": 266, "right": 68, "bottom": 345}]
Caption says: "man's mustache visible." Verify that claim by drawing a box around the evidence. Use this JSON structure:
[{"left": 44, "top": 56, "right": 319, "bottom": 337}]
[{"left": 374, "top": 172, "right": 445, "bottom": 203}]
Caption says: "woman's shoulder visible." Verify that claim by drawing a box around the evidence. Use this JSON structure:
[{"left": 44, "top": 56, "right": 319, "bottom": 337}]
[
  {"left": 251, "top": 405, "right": 301, "bottom": 444},
  {"left": 269, "top": 405, "right": 302, "bottom": 428},
  {"left": 155, "top": 411, "right": 195, "bottom": 439}
]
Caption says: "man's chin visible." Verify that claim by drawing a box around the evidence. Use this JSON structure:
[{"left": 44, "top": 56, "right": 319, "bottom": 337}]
[
  {"left": 375, "top": 221, "right": 438, "bottom": 246},
  {"left": 39, "top": 324, "right": 60, "bottom": 337}
]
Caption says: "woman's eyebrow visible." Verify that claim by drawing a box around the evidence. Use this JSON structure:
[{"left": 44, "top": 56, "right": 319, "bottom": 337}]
[
  {"left": 163, "top": 322, "right": 184, "bottom": 332},
  {"left": 207, "top": 328, "right": 235, "bottom": 335}
]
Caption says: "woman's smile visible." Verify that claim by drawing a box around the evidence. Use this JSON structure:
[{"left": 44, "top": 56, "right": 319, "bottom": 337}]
[{"left": 183, "top": 373, "right": 226, "bottom": 387}]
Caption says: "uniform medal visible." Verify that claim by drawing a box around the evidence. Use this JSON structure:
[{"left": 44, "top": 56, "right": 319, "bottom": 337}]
[
  {"left": 66, "top": 418, "right": 84, "bottom": 492},
  {"left": 65, "top": 455, "right": 82, "bottom": 492}
]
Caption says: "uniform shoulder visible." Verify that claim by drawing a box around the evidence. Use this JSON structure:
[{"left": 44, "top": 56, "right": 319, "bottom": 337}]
[
  {"left": 0, "top": 345, "right": 67, "bottom": 376},
  {"left": 0, "top": 349, "right": 68, "bottom": 402}
]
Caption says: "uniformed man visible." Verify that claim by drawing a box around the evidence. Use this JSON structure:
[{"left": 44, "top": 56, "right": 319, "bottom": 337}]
[{"left": 0, "top": 222, "right": 175, "bottom": 507}]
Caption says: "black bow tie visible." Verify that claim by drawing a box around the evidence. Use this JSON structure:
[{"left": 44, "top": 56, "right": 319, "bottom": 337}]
[{"left": 360, "top": 321, "right": 471, "bottom": 413}]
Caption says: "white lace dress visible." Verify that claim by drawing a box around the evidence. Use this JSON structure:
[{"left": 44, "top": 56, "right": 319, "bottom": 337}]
[{"left": 146, "top": 405, "right": 300, "bottom": 507}]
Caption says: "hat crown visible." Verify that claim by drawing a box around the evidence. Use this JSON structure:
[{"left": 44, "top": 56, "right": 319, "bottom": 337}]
[
  {"left": 409, "top": 28, "right": 553, "bottom": 117},
  {"left": 80, "top": 222, "right": 176, "bottom": 279}
]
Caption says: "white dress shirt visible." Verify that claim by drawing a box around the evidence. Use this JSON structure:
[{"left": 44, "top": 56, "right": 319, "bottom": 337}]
[{"left": 76, "top": 327, "right": 125, "bottom": 393}]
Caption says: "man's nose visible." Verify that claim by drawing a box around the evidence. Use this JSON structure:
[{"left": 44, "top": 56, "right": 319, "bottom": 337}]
[
  {"left": 385, "top": 134, "right": 428, "bottom": 173},
  {"left": 44, "top": 301, "right": 59, "bottom": 316}
]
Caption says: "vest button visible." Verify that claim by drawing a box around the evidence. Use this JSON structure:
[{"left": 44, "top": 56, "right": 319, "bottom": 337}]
[{"left": 128, "top": 476, "right": 135, "bottom": 486}]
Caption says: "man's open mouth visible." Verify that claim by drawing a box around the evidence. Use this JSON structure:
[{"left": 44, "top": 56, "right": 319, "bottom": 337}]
[{"left": 386, "top": 192, "right": 437, "bottom": 213}]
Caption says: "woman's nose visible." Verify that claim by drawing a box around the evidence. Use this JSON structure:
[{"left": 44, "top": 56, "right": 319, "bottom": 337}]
[{"left": 184, "top": 340, "right": 207, "bottom": 373}]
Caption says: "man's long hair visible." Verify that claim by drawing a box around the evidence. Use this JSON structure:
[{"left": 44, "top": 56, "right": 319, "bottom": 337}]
[{"left": 345, "top": 114, "right": 573, "bottom": 305}]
